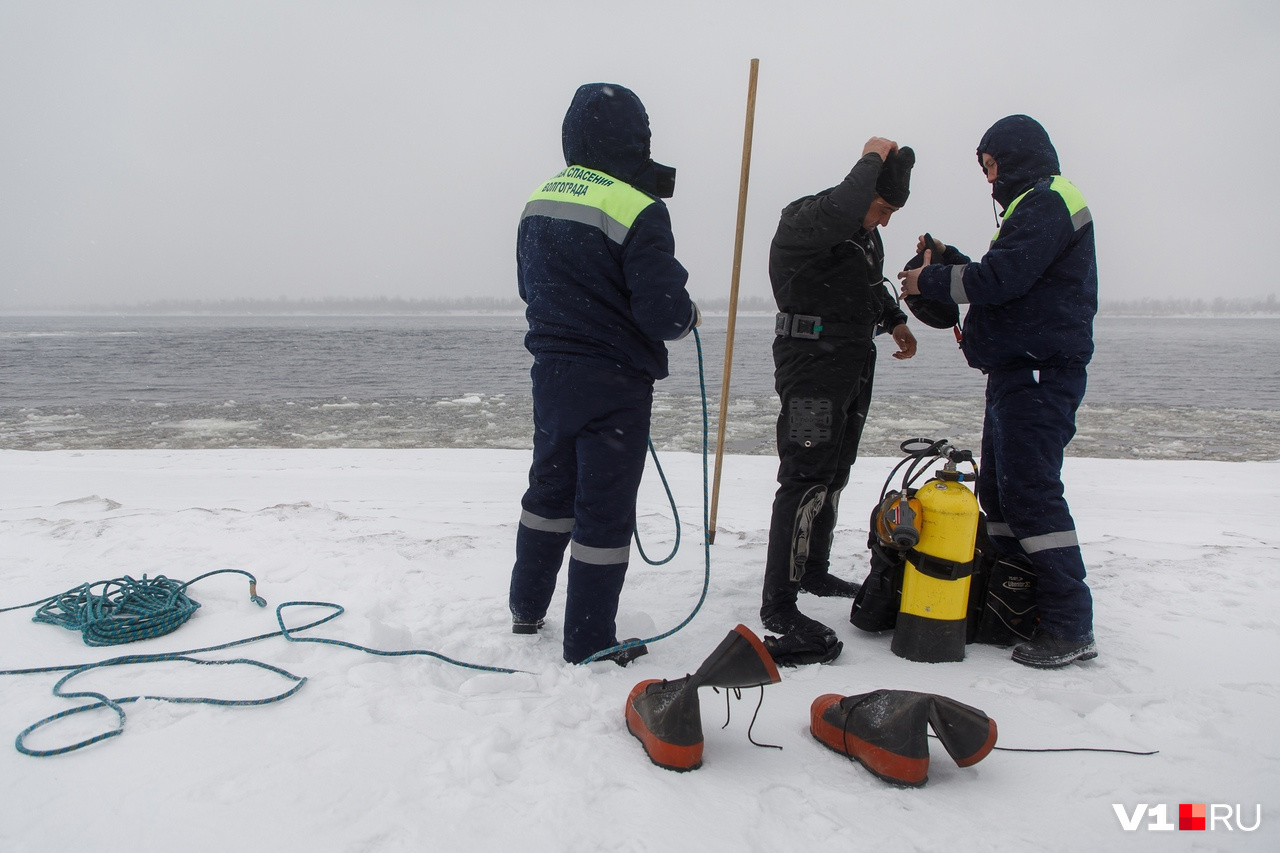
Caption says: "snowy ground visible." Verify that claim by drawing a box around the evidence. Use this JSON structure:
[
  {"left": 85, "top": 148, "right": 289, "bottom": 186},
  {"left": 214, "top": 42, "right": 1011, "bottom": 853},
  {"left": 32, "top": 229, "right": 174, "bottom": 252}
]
[{"left": 1, "top": 449, "right": 1277, "bottom": 851}]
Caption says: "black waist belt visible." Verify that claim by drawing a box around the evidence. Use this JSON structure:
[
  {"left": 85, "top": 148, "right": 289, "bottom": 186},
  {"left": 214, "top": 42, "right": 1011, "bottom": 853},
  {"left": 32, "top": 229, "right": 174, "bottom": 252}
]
[{"left": 775, "top": 312, "right": 868, "bottom": 340}]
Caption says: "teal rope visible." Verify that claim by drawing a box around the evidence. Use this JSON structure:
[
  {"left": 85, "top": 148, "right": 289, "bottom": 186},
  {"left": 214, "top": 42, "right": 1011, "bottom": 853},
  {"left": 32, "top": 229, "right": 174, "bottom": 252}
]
[
  {"left": 584, "top": 326, "right": 712, "bottom": 663},
  {"left": 633, "top": 440, "right": 680, "bottom": 566},
  {"left": 272, "top": 601, "right": 524, "bottom": 676},
  {"left": 16, "top": 655, "right": 306, "bottom": 757},
  {"left": 26, "top": 569, "right": 267, "bottom": 647},
  {"left": 3, "top": 587, "right": 525, "bottom": 756}
]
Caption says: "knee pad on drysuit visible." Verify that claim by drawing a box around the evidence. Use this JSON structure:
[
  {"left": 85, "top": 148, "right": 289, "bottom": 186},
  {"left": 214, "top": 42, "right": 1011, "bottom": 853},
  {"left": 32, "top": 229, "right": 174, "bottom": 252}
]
[{"left": 788, "top": 485, "right": 827, "bottom": 583}]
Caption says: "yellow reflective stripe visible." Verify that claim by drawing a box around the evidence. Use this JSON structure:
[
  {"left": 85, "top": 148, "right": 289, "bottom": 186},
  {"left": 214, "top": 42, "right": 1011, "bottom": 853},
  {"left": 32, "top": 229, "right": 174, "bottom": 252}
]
[
  {"left": 1050, "top": 176, "right": 1087, "bottom": 216},
  {"left": 524, "top": 166, "right": 654, "bottom": 243},
  {"left": 1001, "top": 188, "right": 1032, "bottom": 221},
  {"left": 994, "top": 176, "right": 1090, "bottom": 242}
]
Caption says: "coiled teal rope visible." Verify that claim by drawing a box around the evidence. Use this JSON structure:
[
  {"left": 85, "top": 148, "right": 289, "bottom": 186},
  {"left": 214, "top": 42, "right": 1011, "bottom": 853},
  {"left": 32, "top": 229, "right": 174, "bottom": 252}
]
[{"left": 25, "top": 569, "right": 267, "bottom": 646}]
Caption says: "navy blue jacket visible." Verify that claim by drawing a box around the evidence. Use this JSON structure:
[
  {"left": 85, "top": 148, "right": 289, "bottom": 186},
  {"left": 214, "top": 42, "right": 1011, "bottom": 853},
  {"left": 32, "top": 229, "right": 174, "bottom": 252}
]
[
  {"left": 918, "top": 115, "right": 1097, "bottom": 372},
  {"left": 517, "top": 84, "right": 696, "bottom": 381}
]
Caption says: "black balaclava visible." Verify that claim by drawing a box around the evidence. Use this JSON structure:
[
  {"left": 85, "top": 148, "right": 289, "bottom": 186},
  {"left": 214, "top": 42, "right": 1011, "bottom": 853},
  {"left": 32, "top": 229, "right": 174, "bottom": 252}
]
[
  {"left": 561, "top": 83, "right": 676, "bottom": 198},
  {"left": 976, "top": 115, "right": 1060, "bottom": 209},
  {"left": 876, "top": 146, "right": 915, "bottom": 207}
]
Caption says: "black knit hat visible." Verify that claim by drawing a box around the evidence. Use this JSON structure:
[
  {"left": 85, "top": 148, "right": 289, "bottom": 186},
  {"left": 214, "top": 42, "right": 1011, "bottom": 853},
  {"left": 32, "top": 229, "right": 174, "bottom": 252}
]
[{"left": 876, "top": 146, "right": 914, "bottom": 207}]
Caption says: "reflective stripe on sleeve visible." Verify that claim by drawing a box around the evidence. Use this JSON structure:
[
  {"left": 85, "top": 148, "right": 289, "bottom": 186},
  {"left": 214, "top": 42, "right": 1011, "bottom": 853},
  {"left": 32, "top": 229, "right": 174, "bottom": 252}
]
[
  {"left": 950, "top": 264, "right": 970, "bottom": 305},
  {"left": 1021, "top": 529, "right": 1080, "bottom": 554},
  {"left": 986, "top": 522, "right": 1015, "bottom": 539}
]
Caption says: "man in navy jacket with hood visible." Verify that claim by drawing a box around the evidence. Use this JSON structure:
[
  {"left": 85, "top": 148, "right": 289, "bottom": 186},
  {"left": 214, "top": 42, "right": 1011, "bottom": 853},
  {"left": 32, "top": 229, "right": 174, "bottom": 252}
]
[
  {"left": 509, "top": 83, "right": 699, "bottom": 665},
  {"left": 899, "top": 115, "right": 1098, "bottom": 668}
]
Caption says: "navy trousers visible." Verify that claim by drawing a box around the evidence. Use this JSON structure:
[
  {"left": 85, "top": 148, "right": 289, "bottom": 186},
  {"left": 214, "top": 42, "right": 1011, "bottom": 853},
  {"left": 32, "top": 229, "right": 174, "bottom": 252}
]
[
  {"left": 509, "top": 358, "right": 652, "bottom": 663},
  {"left": 979, "top": 367, "right": 1094, "bottom": 642}
]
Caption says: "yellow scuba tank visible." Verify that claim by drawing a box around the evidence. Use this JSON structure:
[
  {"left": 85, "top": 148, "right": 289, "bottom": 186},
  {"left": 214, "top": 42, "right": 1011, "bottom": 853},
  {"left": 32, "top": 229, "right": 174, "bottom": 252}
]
[{"left": 890, "top": 451, "right": 980, "bottom": 663}]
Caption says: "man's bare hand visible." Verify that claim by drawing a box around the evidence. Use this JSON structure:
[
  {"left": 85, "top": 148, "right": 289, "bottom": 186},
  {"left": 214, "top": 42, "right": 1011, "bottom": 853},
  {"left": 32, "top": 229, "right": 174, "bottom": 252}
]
[
  {"left": 891, "top": 324, "right": 917, "bottom": 360},
  {"left": 863, "top": 136, "right": 898, "bottom": 162},
  {"left": 897, "top": 249, "right": 931, "bottom": 296}
]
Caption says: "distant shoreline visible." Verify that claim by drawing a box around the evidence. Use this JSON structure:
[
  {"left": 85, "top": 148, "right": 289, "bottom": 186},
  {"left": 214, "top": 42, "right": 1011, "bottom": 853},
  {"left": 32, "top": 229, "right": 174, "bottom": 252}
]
[{"left": 2, "top": 293, "right": 1279, "bottom": 318}]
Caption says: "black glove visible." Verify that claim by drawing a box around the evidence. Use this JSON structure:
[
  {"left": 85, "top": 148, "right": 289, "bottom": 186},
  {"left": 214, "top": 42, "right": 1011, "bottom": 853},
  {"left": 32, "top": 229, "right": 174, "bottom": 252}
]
[{"left": 901, "top": 238, "right": 961, "bottom": 330}]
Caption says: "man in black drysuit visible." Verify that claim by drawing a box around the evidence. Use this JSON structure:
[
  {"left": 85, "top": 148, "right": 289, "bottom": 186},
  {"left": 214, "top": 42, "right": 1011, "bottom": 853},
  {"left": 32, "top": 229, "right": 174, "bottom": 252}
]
[
  {"left": 761, "top": 137, "right": 918, "bottom": 665},
  {"left": 899, "top": 115, "right": 1098, "bottom": 669}
]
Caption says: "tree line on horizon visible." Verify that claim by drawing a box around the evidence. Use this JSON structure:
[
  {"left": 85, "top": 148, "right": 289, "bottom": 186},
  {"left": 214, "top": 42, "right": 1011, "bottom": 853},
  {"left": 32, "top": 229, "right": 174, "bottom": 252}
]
[{"left": 9, "top": 293, "right": 1280, "bottom": 316}]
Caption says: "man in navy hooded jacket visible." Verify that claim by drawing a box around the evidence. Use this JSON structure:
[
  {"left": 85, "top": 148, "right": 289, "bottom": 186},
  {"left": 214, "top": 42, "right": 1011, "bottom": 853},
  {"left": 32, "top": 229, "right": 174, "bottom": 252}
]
[
  {"left": 899, "top": 115, "right": 1098, "bottom": 668},
  {"left": 508, "top": 83, "right": 699, "bottom": 665}
]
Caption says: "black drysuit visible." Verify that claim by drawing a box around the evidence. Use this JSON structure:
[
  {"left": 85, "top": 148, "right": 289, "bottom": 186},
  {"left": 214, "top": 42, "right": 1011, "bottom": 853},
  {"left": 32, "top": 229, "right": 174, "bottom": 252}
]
[{"left": 762, "top": 153, "right": 908, "bottom": 623}]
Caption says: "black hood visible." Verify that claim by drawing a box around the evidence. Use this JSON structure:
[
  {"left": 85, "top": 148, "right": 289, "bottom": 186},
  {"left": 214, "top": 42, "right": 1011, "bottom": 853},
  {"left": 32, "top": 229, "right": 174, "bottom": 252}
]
[
  {"left": 561, "top": 83, "right": 676, "bottom": 198},
  {"left": 977, "top": 115, "right": 1060, "bottom": 208}
]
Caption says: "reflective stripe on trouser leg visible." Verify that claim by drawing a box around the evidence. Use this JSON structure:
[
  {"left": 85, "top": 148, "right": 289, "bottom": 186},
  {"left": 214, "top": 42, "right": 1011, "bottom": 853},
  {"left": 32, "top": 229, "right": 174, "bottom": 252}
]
[
  {"left": 981, "top": 367, "right": 1093, "bottom": 641},
  {"left": 510, "top": 521, "right": 571, "bottom": 622}
]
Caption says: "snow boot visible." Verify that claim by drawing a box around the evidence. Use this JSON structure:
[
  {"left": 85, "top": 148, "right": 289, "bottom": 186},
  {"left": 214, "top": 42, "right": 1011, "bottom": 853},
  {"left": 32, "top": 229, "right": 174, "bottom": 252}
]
[
  {"left": 596, "top": 639, "right": 649, "bottom": 667},
  {"left": 810, "top": 689, "right": 997, "bottom": 787},
  {"left": 511, "top": 617, "right": 544, "bottom": 635},
  {"left": 1011, "top": 633, "right": 1097, "bottom": 668},
  {"left": 625, "top": 624, "right": 781, "bottom": 771}
]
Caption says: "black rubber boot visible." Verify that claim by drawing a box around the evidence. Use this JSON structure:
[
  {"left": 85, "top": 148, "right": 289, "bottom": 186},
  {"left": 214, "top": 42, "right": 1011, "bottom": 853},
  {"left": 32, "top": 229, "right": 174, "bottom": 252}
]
[
  {"left": 625, "top": 625, "right": 781, "bottom": 771},
  {"left": 810, "top": 690, "right": 998, "bottom": 786}
]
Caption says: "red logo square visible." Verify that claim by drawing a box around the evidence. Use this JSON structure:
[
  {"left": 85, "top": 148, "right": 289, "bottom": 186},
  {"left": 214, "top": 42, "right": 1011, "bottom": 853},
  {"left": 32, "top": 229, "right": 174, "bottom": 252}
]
[{"left": 1179, "top": 803, "right": 1206, "bottom": 831}]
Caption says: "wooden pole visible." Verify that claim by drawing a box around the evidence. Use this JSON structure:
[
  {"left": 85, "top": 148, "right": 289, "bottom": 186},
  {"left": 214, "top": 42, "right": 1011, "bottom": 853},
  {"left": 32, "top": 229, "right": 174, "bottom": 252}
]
[{"left": 709, "top": 58, "right": 759, "bottom": 545}]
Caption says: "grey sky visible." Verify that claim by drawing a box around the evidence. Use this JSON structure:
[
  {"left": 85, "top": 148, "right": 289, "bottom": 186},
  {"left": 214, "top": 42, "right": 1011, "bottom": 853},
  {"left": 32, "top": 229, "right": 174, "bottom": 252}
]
[{"left": 2, "top": 0, "right": 1277, "bottom": 309}]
